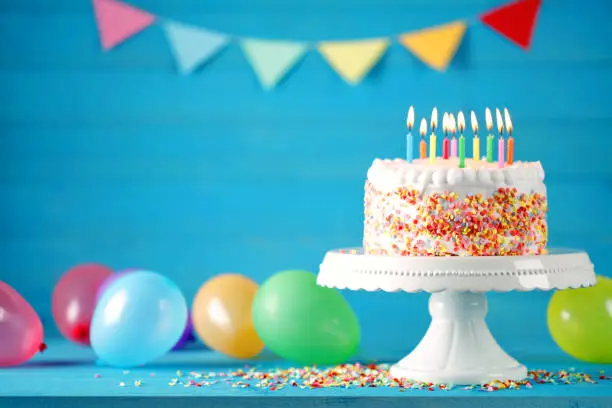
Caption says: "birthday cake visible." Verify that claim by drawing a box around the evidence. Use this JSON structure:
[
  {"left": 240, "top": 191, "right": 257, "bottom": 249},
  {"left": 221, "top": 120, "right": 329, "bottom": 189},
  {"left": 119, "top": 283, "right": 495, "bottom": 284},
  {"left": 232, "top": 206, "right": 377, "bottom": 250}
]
[{"left": 363, "top": 108, "right": 548, "bottom": 257}]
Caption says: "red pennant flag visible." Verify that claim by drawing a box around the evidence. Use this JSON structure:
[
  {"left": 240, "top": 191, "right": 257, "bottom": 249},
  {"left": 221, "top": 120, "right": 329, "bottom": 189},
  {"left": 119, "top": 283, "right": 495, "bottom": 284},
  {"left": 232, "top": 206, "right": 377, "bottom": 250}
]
[
  {"left": 92, "top": 0, "right": 156, "bottom": 50},
  {"left": 480, "top": 0, "right": 542, "bottom": 50}
]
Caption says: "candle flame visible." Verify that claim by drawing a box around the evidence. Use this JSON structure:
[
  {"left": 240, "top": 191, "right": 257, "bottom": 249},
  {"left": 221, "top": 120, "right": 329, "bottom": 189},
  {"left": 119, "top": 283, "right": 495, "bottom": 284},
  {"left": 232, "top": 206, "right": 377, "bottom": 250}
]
[
  {"left": 504, "top": 108, "right": 513, "bottom": 136},
  {"left": 457, "top": 111, "right": 465, "bottom": 133},
  {"left": 407, "top": 106, "right": 414, "bottom": 130},
  {"left": 485, "top": 108, "right": 493, "bottom": 132},
  {"left": 430, "top": 107, "right": 438, "bottom": 131},
  {"left": 448, "top": 113, "right": 456, "bottom": 135},
  {"left": 471, "top": 111, "right": 478, "bottom": 134},
  {"left": 419, "top": 118, "right": 427, "bottom": 137},
  {"left": 495, "top": 108, "right": 504, "bottom": 134},
  {"left": 442, "top": 112, "right": 449, "bottom": 135}
]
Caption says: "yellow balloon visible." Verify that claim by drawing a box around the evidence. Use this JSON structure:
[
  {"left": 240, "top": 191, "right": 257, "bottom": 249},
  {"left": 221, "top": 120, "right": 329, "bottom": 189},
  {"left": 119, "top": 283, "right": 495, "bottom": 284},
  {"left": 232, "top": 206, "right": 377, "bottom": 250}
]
[
  {"left": 192, "top": 274, "right": 264, "bottom": 359},
  {"left": 547, "top": 275, "right": 612, "bottom": 363}
]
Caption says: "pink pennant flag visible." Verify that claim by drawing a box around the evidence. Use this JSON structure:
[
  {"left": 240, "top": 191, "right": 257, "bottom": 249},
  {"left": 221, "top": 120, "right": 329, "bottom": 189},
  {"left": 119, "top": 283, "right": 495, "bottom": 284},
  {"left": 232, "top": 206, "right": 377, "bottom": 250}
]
[{"left": 92, "top": 0, "right": 156, "bottom": 50}]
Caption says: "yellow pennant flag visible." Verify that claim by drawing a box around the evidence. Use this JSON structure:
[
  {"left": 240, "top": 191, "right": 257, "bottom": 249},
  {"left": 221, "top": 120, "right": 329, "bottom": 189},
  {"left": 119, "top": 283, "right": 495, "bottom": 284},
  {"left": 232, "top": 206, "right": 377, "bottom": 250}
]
[
  {"left": 318, "top": 38, "right": 389, "bottom": 85},
  {"left": 399, "top": 21, "right": 467, "bottom": 72}
]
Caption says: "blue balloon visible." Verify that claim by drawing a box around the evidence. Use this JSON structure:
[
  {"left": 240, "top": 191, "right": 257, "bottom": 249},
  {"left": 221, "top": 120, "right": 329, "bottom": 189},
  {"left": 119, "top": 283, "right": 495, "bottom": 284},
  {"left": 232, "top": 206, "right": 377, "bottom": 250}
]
[{"left": 91, "top": 271, "right": 187, "bottom": 367}]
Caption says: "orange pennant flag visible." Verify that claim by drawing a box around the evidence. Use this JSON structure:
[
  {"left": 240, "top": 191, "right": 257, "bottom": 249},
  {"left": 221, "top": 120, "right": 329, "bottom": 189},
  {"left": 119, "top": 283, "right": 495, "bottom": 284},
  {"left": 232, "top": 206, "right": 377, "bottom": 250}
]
[{"left": 399, "top": 21, "right": 467, "bottom": 72}]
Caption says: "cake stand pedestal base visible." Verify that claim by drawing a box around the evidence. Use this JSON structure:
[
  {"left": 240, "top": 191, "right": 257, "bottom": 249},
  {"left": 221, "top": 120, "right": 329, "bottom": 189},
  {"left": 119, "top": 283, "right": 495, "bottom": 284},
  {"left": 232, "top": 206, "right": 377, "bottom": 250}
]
[
  {"left": 390, "top": 291, "right": 526, "bottom": 384},
  {"left": 317, "top": 247, "right": 596, "bottom": 385}
]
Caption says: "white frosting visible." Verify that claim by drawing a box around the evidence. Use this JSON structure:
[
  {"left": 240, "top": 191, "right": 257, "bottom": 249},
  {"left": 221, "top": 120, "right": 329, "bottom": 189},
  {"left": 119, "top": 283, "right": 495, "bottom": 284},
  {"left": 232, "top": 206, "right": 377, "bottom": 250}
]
[{"left": 367, "top": 158, "right": 546, "bottom": 196}]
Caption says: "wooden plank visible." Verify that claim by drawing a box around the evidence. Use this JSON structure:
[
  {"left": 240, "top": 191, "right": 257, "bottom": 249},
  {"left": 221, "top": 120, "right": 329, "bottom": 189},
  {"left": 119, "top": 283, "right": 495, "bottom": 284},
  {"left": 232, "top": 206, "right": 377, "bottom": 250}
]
[
  {"left": 1, "top": 67, "right": 611, "bottom": 124},
  {"left": 0, "top": 227, "right": 609, "bottom": 312},
  {"left": 0, "top": 0, "right": 583, "bottom": 13},
  {"left": 0, "top": 175, "right": 609, "bottom": 240},
  {"left": 0, "top": 122, "right": 609, "bottom": 177},
  {"left": 0, "top": 5, "right": 611, "bottom": 70},
  {"left": 0, "top": 216, "right": 608, "bottom": 270}
]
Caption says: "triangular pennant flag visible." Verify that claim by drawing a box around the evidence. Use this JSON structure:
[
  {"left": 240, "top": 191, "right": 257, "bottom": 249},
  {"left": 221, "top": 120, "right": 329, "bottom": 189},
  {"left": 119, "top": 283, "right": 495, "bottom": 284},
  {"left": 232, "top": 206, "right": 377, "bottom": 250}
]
[
  {"left": 162, "top": 21, "right": 230, "bottom": 75},
  {"left": 480, "top": 0, "right": 542, "bottom": 50},
  {"left": 399, "top": 21, "right": 467, "bottom": 72},
  {"left": 240, "top": 39, "right": 308, "bottom": 89},
  {"left": 317, "top": 39, "right": 389, "bottom": 85},
  {"left": 92, "top": 0, "right": 155, "bottom": 51}
]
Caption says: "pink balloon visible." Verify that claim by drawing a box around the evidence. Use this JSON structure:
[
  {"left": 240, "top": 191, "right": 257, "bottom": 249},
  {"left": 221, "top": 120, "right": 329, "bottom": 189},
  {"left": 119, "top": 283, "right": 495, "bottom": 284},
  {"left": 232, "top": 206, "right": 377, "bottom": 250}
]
[
  {"left": 95, "top": 268, "right": 139, "bottom": 303},
  {"left": 52, "top": 263, "right": 113, "bottom": 346},
  {"left": 0, "top": 281, "right": 44, "bottom": 367}
]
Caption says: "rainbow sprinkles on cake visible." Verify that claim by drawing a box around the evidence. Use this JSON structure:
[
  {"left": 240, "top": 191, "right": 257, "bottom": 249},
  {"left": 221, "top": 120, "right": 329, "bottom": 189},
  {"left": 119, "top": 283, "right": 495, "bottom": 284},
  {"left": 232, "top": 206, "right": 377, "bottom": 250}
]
[{"left": 364, "top": 107, "right": 548, "bottom": 257}]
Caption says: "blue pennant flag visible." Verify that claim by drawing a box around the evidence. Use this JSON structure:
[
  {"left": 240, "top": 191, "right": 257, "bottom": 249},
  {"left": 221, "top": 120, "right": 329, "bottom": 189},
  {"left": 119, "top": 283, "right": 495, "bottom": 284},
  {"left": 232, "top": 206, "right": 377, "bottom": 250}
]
[{"left": 162, "top": 21, "right": 230, "bottom": 75}]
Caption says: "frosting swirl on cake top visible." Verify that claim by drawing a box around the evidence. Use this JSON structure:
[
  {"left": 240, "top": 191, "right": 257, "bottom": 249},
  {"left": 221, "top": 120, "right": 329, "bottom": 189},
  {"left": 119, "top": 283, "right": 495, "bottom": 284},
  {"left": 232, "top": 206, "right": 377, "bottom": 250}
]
[{"left": 367, "top": 158, "right": 545, "bottom": 195}]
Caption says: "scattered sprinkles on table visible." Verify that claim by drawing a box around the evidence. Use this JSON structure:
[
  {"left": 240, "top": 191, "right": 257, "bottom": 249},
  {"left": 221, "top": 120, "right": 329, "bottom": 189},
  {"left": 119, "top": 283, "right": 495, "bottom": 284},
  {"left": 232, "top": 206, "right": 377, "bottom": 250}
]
[{"left": 159, "top": 363, "right": 609, "bottom": 392}]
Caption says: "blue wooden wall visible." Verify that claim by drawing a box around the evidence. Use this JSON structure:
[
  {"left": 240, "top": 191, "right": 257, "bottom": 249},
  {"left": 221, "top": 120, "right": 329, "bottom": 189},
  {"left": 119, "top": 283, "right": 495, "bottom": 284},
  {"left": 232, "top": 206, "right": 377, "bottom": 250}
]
[{"left": 1, "top": 0, "right": 611, "bottom": 358}]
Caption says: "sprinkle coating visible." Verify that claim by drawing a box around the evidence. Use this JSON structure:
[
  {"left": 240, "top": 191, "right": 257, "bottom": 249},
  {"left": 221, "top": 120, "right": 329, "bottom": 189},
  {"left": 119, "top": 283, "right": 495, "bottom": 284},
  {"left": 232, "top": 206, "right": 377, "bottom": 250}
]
[{"left": 364, "top": 182, "right": 548, "bottom": 256}]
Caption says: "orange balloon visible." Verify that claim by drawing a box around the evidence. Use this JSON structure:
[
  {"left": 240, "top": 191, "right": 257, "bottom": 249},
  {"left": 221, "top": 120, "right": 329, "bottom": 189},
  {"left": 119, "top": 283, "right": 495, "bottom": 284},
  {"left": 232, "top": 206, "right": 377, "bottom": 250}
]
[{"left": 192, "top": 274, "right": 264, "bottom": 359}]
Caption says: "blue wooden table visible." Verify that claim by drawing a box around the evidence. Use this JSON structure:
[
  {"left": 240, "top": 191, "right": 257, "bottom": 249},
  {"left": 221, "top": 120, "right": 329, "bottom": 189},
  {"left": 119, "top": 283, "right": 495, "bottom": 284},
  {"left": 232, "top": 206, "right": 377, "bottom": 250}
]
[{"left": 1, "top": 339, "right": 610, "bottom": 408}]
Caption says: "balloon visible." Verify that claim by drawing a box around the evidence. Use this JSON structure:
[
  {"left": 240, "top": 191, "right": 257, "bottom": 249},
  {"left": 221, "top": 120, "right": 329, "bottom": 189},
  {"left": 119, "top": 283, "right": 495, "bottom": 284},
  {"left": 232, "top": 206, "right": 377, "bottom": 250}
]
[
  {"left": 192, "top": 274, "right": 264, "bottom": 359},
  {"left": 91, "top": 271, "right": 187, "bottom": 367},
  {"left": 172, "top": 310, "right": 195, "bottom": 351},
  {"left": 95, "top": 268, "right": 138, "bottom": 303},
  {"left": 252, "top": 270, "right": 360, "bottom": 366},
  {"left": 52, "top": 263, "right": 113, "bottom": 345},
  {"left": 0, "top": 281, "right": 44, "bottom": 367},
  {"left": 96, "top": 268, "right": 195, "bottom": 352},
  {"left": 548, "top": 275, "right": 612, "bottom": 363}
]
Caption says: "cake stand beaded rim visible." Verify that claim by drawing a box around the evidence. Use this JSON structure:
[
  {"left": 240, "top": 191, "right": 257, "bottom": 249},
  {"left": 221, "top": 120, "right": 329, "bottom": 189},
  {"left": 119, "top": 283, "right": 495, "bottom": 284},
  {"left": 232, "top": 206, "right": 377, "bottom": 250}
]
[{"left": 317, "top": 247, "right": 596, "bottom": 293}]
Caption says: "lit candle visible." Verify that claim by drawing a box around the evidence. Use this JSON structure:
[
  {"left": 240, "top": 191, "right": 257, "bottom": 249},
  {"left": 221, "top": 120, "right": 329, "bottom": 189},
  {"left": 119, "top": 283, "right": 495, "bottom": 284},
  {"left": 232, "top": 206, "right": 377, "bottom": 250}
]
[
  {"left": 429, "top": 107, "right": 438, "bottom": 163},
  {"left": 419, "top": 118, "right": 427, "bottom": 159},
  {"left": 505, "top": 108, "right": 514, "bottom": 165},
  {"left": 457, "top": 112, "right": 465, "bottom": 168},
  {"left": 485, "top": 108, "right": 494, "bottom": 163},
  {"left": 442, "top": 112, "right": 450, "bottom": 159},
  {"left": 449, "top": 113, "right": 458, "bottom": 158},
  {"left": 496, "top": 108, "right": 505, "bottom": 168},
  {"left": 471, "top": 111, "right": 480, "bottom": 161},
  {"left": 406, "top": 106, "right": 414, "bottom": 163}
]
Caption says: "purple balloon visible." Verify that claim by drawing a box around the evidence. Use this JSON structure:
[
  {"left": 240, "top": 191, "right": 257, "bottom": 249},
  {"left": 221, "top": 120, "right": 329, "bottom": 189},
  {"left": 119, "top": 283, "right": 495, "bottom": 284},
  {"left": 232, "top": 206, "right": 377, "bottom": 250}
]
[
  {"left": 95, "top": 268, "right": 139, "bottom": 303},
  {"left": 172, "top": 311, "right": 194, "bottom": 350}
]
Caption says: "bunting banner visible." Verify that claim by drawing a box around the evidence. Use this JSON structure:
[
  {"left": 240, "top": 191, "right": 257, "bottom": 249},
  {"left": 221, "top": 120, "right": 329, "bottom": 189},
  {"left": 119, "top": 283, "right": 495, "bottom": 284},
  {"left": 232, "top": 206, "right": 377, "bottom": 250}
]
[
  {"left": 92, "top": 0, "right": 542, "bottom": 89},
  {"left": 92, "top": 0, "right": 155, "bottom": 51},
  {"left": 480, "top": 0, "right": 542, "bottom": 49},
  {"left": 240, "top": 39, "right": 308, "bottom": 89},
  {"left": 318, "top": 39, "right": 389, "bottom": 85},
  {"left": 399, "top": 21, "right": 467, "bottom": 72},
  {"left": 162, "top": 22, "right": 229, "bottom": 75}
]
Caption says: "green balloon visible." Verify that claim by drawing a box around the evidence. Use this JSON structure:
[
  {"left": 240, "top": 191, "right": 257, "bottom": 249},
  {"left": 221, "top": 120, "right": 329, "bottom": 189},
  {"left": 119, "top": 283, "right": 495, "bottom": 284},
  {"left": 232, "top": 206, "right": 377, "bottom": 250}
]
[
  {"left": 252, "top": 270, "right": 360, "bottom": 366},
  {"left": 547, "top": 275, "right": 612, "bottom": 363}
]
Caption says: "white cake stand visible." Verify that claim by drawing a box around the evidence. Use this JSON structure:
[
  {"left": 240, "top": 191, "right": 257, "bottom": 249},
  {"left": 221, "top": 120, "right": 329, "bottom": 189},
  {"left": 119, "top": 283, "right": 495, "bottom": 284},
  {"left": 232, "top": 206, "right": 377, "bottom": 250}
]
[{"left": 317, "top": 248, "right": 596, "bottom": 385}]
